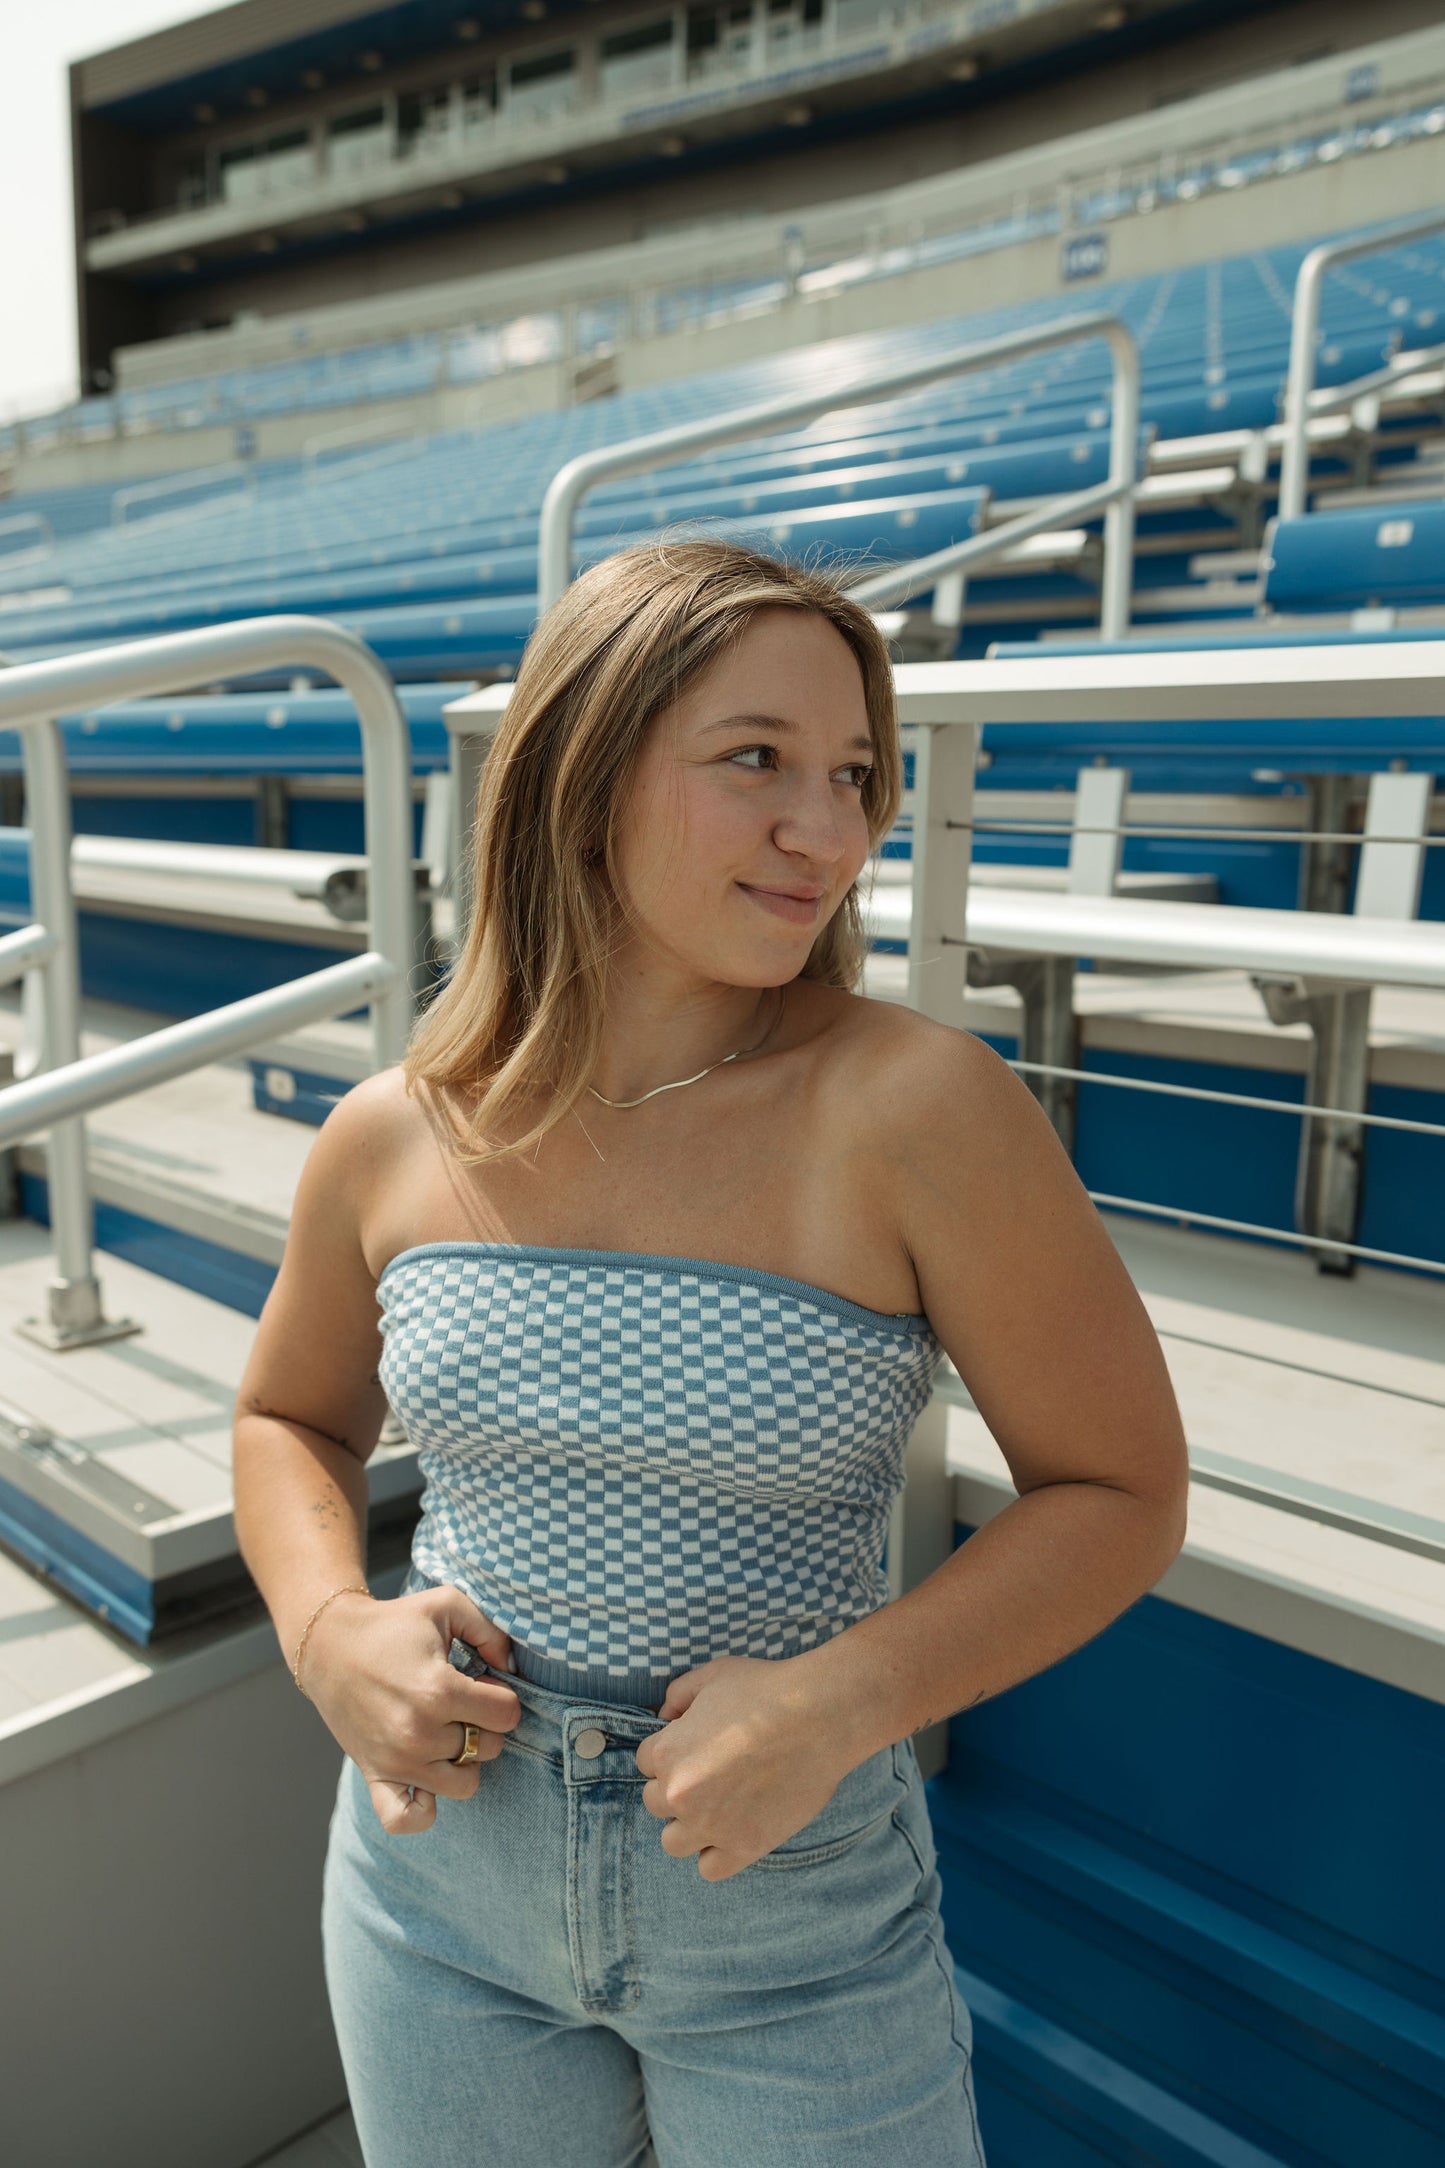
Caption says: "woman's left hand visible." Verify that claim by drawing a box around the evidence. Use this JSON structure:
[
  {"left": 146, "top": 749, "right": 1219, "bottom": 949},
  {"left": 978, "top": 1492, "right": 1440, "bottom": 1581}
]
[{"left": 633, "top": 1653, "right": 860, "bottom": 1881}]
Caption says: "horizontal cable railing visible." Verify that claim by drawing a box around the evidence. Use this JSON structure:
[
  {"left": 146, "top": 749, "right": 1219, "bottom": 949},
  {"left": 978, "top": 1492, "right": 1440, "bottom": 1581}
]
[
  {"left": 910, "top": 769, "right": 1445, "bottom": 1277},
  {"left": 882, "top": 648, "right": 1445, "bottom": 1566},
  {"left": 887, "top": 648, "right": 1445, "bottom": 1291},
  {"left": 968, "top": 821, "right": 1445, "bottom": 847}
]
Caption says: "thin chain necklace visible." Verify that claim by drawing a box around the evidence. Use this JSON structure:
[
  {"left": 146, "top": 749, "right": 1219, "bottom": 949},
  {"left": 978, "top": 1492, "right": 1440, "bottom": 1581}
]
[{"left": 586, "top": 986, "right": 785, "bottom": 1109}]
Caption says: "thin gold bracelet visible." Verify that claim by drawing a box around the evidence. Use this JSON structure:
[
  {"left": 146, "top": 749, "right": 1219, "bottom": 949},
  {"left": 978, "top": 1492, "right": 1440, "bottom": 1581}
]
[{"left": 293, "top": 1583, "right": 373, "bottom": 1697}]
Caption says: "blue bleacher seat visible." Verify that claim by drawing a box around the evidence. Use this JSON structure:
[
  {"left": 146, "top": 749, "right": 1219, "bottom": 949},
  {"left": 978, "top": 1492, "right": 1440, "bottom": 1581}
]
[{"left": 1262, "top": 505, "right": 1445, "bottom": 614}]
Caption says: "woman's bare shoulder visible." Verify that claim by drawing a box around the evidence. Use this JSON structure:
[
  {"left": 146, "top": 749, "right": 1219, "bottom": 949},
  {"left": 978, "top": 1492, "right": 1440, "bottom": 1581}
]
[
  {"left": 314, "top": 1064, "right": 436, "bottom": 1228},
  {"left": 329, "top": 1064, "right": 477, "bottom": 1255},
  {"left": 799, "top": 986, "right": 995, "bottom": 1167},
  {"left": 812, "top": 986, "right": 981, "bottom": 1092},
  {"left": 821, "top": 994, "right": 1027, "bottom": 1198},
  {"left": 325, "top": 1061, "right": 418, "bottom": 1146}
]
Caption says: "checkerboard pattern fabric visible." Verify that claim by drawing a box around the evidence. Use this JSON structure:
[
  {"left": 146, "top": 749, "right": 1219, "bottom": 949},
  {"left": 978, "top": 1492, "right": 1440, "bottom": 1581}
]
[{"left": 377, "top": 1242, "right": 944, "bottom": 1682}]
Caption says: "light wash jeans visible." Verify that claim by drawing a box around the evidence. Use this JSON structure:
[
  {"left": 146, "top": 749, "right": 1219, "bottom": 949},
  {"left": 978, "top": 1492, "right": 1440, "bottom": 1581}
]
[{"left": 321, "top": 1564, "right": 987, "bottom": 2167}]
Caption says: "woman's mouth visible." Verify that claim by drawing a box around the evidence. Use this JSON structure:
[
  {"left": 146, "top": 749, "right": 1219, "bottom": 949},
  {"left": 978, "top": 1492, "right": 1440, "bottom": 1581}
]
[{"left": 738, "top": 884, "right": 822, "bottom": 924}]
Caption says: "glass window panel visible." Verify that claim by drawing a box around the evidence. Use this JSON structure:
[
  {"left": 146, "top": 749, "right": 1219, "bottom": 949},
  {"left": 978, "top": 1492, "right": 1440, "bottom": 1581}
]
[
  {"left": 601, "top": 16, "right": 676, "bottom": 96},
  {"left": 507, "top": 46, "right": 577, "bottom": 122}
]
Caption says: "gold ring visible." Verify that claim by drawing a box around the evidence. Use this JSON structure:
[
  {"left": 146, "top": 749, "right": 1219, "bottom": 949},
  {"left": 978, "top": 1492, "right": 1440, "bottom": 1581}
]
[{"left": 450, "top": 1721, "right": 482, "bottom": 1766}]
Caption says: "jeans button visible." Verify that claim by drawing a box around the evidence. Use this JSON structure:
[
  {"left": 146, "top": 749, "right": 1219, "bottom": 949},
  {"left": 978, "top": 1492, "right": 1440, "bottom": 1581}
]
[{"left": 574, "top": 1726, "right": 608, "bottom": 1758}]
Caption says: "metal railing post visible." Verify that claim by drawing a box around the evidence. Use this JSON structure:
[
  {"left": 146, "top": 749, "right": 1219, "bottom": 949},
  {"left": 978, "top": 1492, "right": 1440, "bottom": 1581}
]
[
  {"left": 1278, "top": 209, "right": 1445, "bottom": 522},
  {"left": 1099, "top": 324, "right": 1141, "bottom": 638},
  {"left": 882, "top": 686, "right": 982, "bottom": 1790},
  {"left": 0, "top": 616, "right": 416, "bottom": 1349},
  {"left": 19, "top": 710, "right": 97, "bottom": 1339},
  {"left": 536, "top": 311, "right": 1140, "bottom": 619}
]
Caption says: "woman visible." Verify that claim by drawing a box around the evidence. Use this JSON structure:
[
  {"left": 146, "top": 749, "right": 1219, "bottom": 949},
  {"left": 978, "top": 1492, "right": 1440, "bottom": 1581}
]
[{"left": 233, "top": 538, "right": 1189, "bottom": 2167}]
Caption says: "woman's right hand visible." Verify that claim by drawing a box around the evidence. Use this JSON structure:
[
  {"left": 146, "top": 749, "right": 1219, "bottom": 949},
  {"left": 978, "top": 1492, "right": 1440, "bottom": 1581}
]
[{"left": 303, "top": 1584, "right": 522, "bottom": 1834}]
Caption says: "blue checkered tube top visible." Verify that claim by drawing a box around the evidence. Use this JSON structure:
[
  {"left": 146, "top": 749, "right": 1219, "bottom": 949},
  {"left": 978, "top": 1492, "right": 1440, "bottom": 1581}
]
[{"left": 378, "top": 1242, "right": 944, "bottom": 1710}]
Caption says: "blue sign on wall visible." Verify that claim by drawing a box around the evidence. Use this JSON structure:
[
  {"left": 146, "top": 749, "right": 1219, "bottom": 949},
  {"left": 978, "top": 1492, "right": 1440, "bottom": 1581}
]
[{"left": 1062, "top": 232, "right": 1108, "bottom": 282}]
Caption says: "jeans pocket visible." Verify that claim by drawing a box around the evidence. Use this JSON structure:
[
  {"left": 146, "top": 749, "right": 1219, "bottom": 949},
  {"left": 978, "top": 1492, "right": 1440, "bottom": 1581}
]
[{"left": 750, "top": 1740, "right": 909, "bottom": 1870}]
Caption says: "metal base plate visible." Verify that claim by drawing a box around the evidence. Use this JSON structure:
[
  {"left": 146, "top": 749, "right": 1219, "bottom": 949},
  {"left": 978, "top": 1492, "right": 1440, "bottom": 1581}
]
[{"left": 13, "top": 1312, "right": 145, "bottom": 1351}]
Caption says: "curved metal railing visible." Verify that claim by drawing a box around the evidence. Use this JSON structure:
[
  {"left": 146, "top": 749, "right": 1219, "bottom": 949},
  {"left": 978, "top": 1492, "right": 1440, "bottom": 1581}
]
[
  {"left": 0, "top": 616, "right": 416, "bottom": 1349},
  {"left": 1277, "top": 207, "right": 1445, "bottom": 520},
  {"left": 536, "top": 310, "right": 1141, "bottom": 637}
]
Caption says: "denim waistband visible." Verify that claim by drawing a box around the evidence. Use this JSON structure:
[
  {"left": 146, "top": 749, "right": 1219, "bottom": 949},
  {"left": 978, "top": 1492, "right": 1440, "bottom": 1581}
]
[
  {"left": 507, "top": 1644, "right": 673, "bottom": 1711},
  {"left": 401, "top": 1562, "right": 675, "bottom": 1712}
]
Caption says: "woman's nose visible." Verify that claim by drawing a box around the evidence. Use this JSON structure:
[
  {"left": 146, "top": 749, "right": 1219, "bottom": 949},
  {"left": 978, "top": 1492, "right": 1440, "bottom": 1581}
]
[{"left": 772, "top": 779, "right": 850, "bottom": 860}]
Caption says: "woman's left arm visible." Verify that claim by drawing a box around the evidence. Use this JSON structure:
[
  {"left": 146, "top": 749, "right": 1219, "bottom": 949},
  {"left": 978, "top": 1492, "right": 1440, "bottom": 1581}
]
[{"left": 792, "top": 1019, "right": 1192, "bottom": 1768}]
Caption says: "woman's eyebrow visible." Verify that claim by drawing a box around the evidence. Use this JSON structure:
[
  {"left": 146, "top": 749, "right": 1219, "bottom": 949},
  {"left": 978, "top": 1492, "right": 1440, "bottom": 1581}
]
[{"left": 698, "top": 711, "right": 874, "bottom": 755}]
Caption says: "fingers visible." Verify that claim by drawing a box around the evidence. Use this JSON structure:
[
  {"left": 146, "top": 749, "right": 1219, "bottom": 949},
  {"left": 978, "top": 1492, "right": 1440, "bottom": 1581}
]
[
  {"left": 368, "top": 1776, "right": 438, "bottom": 1834},
  {"left": 350, "top": 1600, "right": 530, "bottom": 1832},
  {"left": 361, "top": 1717, "right": 500, "bottom": 1824},
  {"left": 429, "top": 1674, "right": 520, "bottom": 1785},
  {"left": 361, "top": 1717, "right": 502, "bottom": 1825},
  {"left": 658, "top": 1815, "right": 703, "bottom": 1863},
  {"left": 357, "top": 1672, "right": 521, "bottom": 1826},
  {"left": 639, "top": 1774, "right": 669, "bottom": 1822},
  {"left": 424, "top": 1584, "right": 517, "bottom": 1676},
  {"left": 454, "top": 1669, "right": 523, "bottom": 1735}
]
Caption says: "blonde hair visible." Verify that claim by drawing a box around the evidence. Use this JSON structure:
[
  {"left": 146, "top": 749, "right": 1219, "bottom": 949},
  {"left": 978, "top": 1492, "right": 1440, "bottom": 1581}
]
[{"left": 402, "top": 535, "right": 903, "bottom": 1168}]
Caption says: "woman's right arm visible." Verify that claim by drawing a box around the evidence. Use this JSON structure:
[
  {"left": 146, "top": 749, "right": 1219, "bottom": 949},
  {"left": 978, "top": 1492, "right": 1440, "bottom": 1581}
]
[{"left": 232, "top": 1072, "right": 519, "bottom": 1833}]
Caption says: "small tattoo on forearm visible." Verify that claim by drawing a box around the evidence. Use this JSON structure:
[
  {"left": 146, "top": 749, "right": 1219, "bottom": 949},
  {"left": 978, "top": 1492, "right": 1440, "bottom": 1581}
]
[{"left": 912, "top": 1686, "right": 990, "bottom": 1735}]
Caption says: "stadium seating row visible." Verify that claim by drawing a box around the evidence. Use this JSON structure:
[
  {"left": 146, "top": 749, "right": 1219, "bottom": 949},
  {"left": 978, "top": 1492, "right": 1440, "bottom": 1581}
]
[{"left": 4, "top": 225, "right": 1440, "bottom": 681}]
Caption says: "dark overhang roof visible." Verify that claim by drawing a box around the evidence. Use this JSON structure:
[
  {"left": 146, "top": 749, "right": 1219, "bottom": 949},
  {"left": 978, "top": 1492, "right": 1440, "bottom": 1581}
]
[{"left": 77, "top": 0, "right": 590, "bottom": 134}]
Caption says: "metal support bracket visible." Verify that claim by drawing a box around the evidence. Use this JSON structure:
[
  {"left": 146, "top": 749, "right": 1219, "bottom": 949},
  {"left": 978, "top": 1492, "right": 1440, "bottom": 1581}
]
[
  {"left": 1250, "top": 971, "right": 1371, "bottom": 1276},
  {"left": 966, "top": 949, "right": 1080, "bottom": 1153},
  {"left": 1297, "top": 773, "right": 1357, "bottom": 915},
  {"left": 1254, "top": 767, "right": 1434, "bottom": 1273},
  {"left": 963, "top": 765, "right": 1129, "bottom": 1155}
]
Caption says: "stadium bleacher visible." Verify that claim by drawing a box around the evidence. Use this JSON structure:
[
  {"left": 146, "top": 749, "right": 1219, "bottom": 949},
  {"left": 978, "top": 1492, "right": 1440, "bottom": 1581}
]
[
  {"left": 3, "top": 214, "right": 1443, "bottom": 954},
  {"left": 3, "top": 226, "right": 1441, "bottom": 685},
  {"left": 6, "top": 83, "right": 1443, "bottom": 461}
]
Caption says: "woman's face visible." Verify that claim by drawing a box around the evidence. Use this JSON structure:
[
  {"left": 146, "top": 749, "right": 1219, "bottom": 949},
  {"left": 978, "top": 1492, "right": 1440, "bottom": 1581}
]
[{"left": 610, "top": 606, "right": 877, "bottom": 988}]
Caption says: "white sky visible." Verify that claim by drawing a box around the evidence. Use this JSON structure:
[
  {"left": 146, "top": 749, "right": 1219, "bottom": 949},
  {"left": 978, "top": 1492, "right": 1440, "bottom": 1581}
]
[{"left": 0, "top": 5, "right": 234, "bottom": 421}]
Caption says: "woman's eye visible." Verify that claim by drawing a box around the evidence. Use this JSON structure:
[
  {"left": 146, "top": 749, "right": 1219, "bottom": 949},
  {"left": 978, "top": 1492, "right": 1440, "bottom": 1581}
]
[{"left": 729, "top": 746, "right": 873, "bottom": 788}]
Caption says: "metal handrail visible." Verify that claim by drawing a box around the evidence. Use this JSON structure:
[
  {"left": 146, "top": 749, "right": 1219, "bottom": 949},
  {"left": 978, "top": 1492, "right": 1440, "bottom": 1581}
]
[
  {"left": 1277, "top": 208, "right": 1445, "bottom": 521},
  {"left": 536, "top": 310, "right": 1141, "bottom": 632},
  {"left": 0, "top": 922, "right": 57, "bottom": 990},
  {"left": 301, "top": 420, "right": 428, "bottom": 485},
  {"left": 0, "top": 615, "right": 416, "bottom": 1349},
  {"left": 843, "top": 473, "right": 1133, "bottom": 637},
  {"left": 111, "top": 460, "right": 257, "bottom": 529},
  {"left": 1303, "top": 336, "right": 1445, "bottom": 416},
  {"left": 33, "top": 831, "right": 426, "bottom": 915},
  {"left": 865, "top": 879, "right": 1445, "bottom": 988},
  {"left": 0, "top": 510, "right": 55, "bottom": 567}
]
